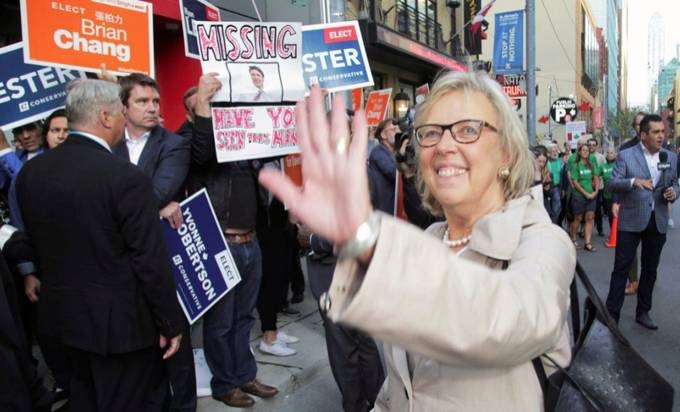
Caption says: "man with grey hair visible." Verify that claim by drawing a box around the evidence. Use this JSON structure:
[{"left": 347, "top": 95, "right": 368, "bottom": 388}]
[{"left": 15, "top": 79, "right": 184, "bottom": 411}]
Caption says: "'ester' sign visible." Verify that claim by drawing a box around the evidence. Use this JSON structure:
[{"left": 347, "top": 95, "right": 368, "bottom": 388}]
[
  {"left": 301, "top": 21, "right": 373, "bottom": 92},
  {"left": 0, "top": 43, "right": 86, "bottom": 130}
]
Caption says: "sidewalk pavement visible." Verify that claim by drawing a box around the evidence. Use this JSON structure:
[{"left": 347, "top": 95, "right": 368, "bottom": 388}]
[{"left": 197, "top": 260, "right": 333, "bottom": 411}]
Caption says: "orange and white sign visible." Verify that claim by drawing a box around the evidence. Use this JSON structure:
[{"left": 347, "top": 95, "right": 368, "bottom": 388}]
[
  {"left": 20, "top": 0, "right": 154, "bottom": 76},
  {"left": 351, "top": 88, "right": 363, "bottom": 112},
  {"left": 364, "top": 88, "right": 392, "bottom": 126},
  {"left": 282, "top": 154, "right": 303, "bottom": 188}
]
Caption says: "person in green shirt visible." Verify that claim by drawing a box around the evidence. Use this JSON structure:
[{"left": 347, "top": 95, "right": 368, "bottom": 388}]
[
  {"left": 600, "top": 147, "right": 616, "bottom": 230},
  {"left": 546, "top": 144, "right": 564, "bottom": 224},
  {"left": 569, "top": 143, "right": 599, "bottom": 251}
]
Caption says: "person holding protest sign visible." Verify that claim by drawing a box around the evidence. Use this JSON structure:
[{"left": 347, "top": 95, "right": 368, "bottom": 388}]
[
  {"left": 259, "top": 72, "right": 575, "bottom": 411},
  {"left": 182, "top": 72, "right": 277, "bottom": 408},
  {"left": 15, "top": 78, "right": 184, "bottom": 412}
]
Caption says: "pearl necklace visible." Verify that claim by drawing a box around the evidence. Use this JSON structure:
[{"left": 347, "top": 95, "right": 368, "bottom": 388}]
[{"left": 442, "top": 227, "right": 472, "bottom": 247}]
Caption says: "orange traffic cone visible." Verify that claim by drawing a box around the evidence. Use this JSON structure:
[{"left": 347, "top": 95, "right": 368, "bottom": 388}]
[{"left": 604, "top": 215, "right": 618, "bottom": 248}]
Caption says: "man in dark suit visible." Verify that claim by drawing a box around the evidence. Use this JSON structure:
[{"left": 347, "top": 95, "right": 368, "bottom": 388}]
[
  {"left": 368, "top": 119, "right": 400, "bottom": 214},
  {"left": 605, "top": 114, "right": 678, "bottom": 330},
  {"left": 113, "top": 72, "right": 194, "bottom": 412},
  {"left": 15, "top": 79, "right": 183, "bottom": 411},
  {"left": 114, "top": 73, "right": 190, "bottom": 228}
]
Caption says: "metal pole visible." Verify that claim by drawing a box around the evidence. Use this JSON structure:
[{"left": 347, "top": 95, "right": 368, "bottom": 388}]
[
  {"left": 603, "top": 74, "right": 608, "bottom": 147},
  {"left": 526, "top": 0, "right": 536, "bottom": 146},
  {"left": 548, "top": 84, "right": 552, "bottom": 141}
]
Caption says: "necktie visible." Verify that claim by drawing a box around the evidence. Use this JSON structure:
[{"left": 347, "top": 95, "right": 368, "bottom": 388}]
[{"left": 254, "top": 90, "right": 263, "bottom": 101}]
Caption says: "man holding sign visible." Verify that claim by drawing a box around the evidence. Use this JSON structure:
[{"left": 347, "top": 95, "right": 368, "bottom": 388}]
[{"left": 181, "top": 73, "right": 277, "bottom": 408}]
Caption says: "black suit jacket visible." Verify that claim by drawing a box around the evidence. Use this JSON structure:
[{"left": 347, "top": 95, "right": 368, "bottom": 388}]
[
  {"left": 16, "top": 135, "right": 183, "bottom": 355},
  {"left": 113, "top": 126, "right": 190, "bottom": 207}
]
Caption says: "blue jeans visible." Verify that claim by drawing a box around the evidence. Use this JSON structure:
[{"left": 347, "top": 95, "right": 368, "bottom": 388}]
[
  {"left": 203, "top": 238, "right": 263, "bottom": 397},
  {"left": 549, "top": 186, "right": 562, "bottom": 224}
]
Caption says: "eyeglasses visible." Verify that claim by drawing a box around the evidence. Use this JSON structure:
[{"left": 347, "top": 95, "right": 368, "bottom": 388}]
[{"left": 414, "top": 119, "right": 498, "bottom": 147}]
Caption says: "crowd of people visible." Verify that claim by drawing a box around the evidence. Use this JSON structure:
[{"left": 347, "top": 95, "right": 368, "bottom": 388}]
[{"left": 0, "top": 68, "right": 676, "bottom": 412}]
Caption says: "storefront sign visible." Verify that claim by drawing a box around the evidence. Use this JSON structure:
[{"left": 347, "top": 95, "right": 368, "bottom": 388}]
[
  {"left": 194, "top": 21, "right": 306, "bottom": 103},
  {"left": 493, "top": 10, "right": 523, "bottom": 74},
  {"left": 592, "top": 106, "right": 603, "bottom": 129},
  {"left": 0, "top": 43, "right": 86, "bottom": 130},
  {"left": 496, "top": 73, "right": 527, "bottom": 97},
  {"left": 375, "top": 26, "right": 467, "bottom": 72},
  {"left": 364, "top": 88, "right": 392, "bottom": 126},
  {"left": 20, "top": 0, "right": 154, "bottom": 76},
  {"left": 211, "top": 105, "right": 299, "bottom": 162},
  {"left": 551, "top": 97, "right": 578, "bottom": 124},
  {"left": 180, "top": 0, "right": 220, "bottom": 60},
  {"left": 163, "top": 189, "right": 241, "bottom": 324},
  {"left": 301, "top": 21, "right": 373, "bottom": 92}
]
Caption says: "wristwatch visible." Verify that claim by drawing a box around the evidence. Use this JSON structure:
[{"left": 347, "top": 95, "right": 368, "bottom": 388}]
[{"left": 336, "top": 211, "right": 381, "bottom": 261}]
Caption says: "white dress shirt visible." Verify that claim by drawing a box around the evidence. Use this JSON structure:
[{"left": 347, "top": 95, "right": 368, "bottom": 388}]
[{"left": 124, "top": 129, "right": 150, "bottom": 166}]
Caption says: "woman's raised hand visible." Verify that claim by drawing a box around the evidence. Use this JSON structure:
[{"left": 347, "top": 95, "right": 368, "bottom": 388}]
[{"left": 258, "top": 85, "right": 373, "bottom": 246}]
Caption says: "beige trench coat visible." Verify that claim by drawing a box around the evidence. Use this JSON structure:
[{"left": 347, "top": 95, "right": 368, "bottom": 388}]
[{"left": 327, "top": 186, "right": 576, "bottom": 411}]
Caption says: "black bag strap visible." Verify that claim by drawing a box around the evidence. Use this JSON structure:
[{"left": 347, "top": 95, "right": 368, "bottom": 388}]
[
  {"left": 533, "top": 261, "right": 630, "bottom": 411},
  {"left": 574, "top": 262, "right": 630, "bottom": 346}
]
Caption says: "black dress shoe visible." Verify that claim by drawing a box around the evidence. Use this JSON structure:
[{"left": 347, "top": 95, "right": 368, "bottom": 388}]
[{"left": 635, "top": 312, "right": 659, "bottom": 330}]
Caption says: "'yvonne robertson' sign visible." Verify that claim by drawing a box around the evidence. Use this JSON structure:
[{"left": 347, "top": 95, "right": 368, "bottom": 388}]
[
  {"left": 550, "top": 97, "right": 578, "bottom": 124},
  {"left": 163, "top": 189, "right": 241, "bottom": 324}
]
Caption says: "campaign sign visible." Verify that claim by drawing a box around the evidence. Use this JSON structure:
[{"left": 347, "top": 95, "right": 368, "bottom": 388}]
[
  {"left": 211, "top": 105, "right": 299, "bottom": 162},
  {"left": 364, "top": 88, "right": 392, "bottom": 126},
  {"left": 565, "top": 121, "right": 587, "bottom": 148},
  {"left": 180, "top": 0, "right": 220, "bottom": 59},
  {"left": 20, "top": 0, "right": 154, "bottom": 76},
  {"left": 163, "top": 189, "right": 241, "bottom": 324},
  {"left": 194, "top": 21, "right": 306, "bottom": 103},
  {"left": 493, "top": 10, "right": 524, "bottom": 75},
  {"left": 0, "top": 43, "right": 86, "bottom": 130},
  {"left": 301, "top": 21, "right": 373, "bottom": 93}
]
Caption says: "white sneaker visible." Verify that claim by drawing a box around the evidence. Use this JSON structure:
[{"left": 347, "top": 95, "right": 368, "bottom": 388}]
[
  {"left": 277, "top": 330, "right": 300, "bottom": 344},
  {"left": 259, "top": 340, "right": 296, "bottom": 356}
]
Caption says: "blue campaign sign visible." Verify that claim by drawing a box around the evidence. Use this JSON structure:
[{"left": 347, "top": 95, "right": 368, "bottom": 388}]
[
  {"left": 493, "top": 10, "right": 524, "bottom": 75},
  {"left": 163, "top": 189, "right": 241, "bottom": 324},
  {"left": 302, "top": 21, "right": 374, "bottom": 93},
  {"left": 0, "top": 42, "right": 86, "bottom": 130},
  {"left": 180, "top": 0, "right": 220, "bottom": 59}
]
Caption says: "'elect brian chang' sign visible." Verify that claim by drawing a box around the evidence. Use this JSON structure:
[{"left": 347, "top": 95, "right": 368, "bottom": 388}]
[{"left": 0, "top": 42, "right": 86, "bottom": 130}]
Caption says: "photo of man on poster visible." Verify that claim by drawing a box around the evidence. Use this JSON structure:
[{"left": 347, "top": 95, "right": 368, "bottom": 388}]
[{"left": 231, "top": 64, "right": 282, "bottom": 102}]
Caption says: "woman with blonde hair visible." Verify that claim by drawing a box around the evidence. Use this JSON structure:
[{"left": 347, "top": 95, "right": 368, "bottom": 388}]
[{"left": 260, "top": 71, "right": 575, "bottom": 411}]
